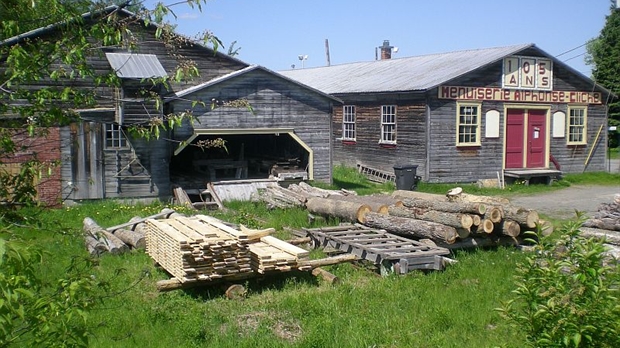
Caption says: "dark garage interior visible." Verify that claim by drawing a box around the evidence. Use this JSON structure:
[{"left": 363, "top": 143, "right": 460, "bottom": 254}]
[{"left": 169, "top": 133, "right": 310, "bottom": 190}]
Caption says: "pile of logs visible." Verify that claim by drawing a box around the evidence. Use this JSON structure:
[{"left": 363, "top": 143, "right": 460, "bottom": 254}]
[
  {"left": 254, "top": 181, "right": 357, "bottom": 209},
  {"left": 82, "top": 209, "right": 176, "bottom": 256},
  {"left": 296, "top": 188, "right": 550, "bottom": 250},
  {"left": 580, "top": 193, "right": 620, "bottom": 260}
]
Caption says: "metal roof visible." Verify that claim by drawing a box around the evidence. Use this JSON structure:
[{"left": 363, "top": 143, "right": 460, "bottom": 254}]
[
  {"left": 170, "top": 65, "right": 342, "bottom": 103},
  {"left": 105, "top": 52, "right": 167, "bottom": 79},
  {"left": 279, "top": 44, "right": 535, "bottom": 94}
]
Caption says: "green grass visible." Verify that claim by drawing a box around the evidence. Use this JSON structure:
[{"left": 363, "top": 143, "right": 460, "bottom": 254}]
[
  {"left": 7, "top": 205, "right": 526, "bottom": 347},
  {"left": 609, "top": 147, "right": 619, "bottom": 160},
  {"left": 4, "top": 166, "right": 619, "bottom": 347},
  {"left": 562, "top": 171, "right": 620, "bottom": 185}
]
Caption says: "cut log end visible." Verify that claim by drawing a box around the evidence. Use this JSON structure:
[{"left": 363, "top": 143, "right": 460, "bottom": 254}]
[{"left": 501, "top": 220, "right": 521, "bottom": 237}]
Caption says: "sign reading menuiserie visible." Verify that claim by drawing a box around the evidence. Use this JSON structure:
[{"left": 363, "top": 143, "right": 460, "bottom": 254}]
[{"left": 438, "top": 86, "right": 602, "bottom": 104}]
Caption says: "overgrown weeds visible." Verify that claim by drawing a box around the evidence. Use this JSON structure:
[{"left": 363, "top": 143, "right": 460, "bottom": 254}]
[{"left": 498, "top": 216, "right": 620, "bottom": 347}]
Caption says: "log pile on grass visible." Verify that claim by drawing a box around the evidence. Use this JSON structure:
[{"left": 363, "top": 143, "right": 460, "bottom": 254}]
[
  {"left": 379, "top": 189, "right": 551, "bottom": 248},
  {"left": 254, "top": 181, "right": 358, "bottom": 209},
  {"left": 300, "top": 187, "right": 550, "bottom": 250},
  {"left": 580, "top": 193, "right": 620, "bottom": 260},
  {"left": 82, "top": 208, "right": 176, "bottom": 256}
]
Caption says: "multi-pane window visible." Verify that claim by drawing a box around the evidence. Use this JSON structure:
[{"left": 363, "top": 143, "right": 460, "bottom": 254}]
[
  {"left": 456, "top": 103, "right": 481, "bottom": 146},
  {"left": 380, "top": 105, "right": 396, "bottom": 144},
  {"left": 105, "top": 123, "right": 128, "bottom": 149},
  {"left": 343, "top": 105, "right": 356, "bottom": 141},
  {"left": 567, "top": 106, "right": 587, "bottom": 145}
]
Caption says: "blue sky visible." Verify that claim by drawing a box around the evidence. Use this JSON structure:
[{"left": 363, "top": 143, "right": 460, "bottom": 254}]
[{"left": 144, "top": 0, "right": 612, "bottom": 77}]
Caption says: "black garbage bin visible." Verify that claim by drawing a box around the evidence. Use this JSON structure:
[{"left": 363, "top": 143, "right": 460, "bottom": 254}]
[{"left": 393, "top": 164, "right": 419, "bottom": 190}]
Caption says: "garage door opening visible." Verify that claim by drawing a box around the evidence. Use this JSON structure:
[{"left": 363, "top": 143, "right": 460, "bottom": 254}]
[{"left": 170, "top": 129, "right": 313, "bottom": 190}]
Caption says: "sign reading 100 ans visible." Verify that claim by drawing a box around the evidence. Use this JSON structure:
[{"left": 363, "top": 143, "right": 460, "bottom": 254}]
[{"left": 503, "top": 56, "right": 552, "bottom": 91}]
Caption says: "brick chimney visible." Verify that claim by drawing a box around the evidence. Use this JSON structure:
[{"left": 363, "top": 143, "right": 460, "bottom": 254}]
[{"left": 380, "top": 40, "right": 393, "bottom": 60}]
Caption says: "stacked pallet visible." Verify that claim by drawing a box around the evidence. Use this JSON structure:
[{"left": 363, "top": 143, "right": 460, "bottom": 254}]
[{"left": 144, "top": 215, "right": 253, "bottom": 283}]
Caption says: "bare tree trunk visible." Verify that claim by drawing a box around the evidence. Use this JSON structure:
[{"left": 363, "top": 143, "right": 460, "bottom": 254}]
[
  {"left": 391, "top": 190, "right": 448, "bottom": 202},
  {"left": 401, "top": 197, "right": 486, "bottom": 215},
  {"left": 363, "top": 212, "right": 458, "bottom": 245},
  {"left": 306, "top": 197, "right": 371, "bottom": 223},
  {"left": 579, "top": 226, "right": 620, "bottom": 246},
  {"left": 388, "top": 206, "right": 473, "bottom": 231},
  {"left": 448, "top": 192, "right": 510, "bottom": 205},
  {"left": 83, "top": 217, "right": 129, "bottom": 254}
]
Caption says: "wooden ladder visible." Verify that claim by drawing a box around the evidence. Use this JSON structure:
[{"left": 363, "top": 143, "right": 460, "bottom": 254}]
[{"left": 356, "top": 163, "right": 395, "bottom": 183}]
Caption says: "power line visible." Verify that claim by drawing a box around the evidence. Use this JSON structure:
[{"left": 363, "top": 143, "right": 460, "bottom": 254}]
[
  {"left": 556, "top": 43, "right": 588, "bottom": 57},
  {"left": 564, "top": 51, "right": 586, "bottom": 62}
]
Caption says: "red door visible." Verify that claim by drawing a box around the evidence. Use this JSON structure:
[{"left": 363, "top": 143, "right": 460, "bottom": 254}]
[
  {"left": 527, "top": 109, "right": 546, "bottom": 168},
  {"left": 505, "top": 109, "right": 525, "bottom": 169}
]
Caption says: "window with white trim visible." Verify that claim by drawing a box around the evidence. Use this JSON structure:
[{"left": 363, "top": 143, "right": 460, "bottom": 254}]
[
  {"left": 105, "top": 123, "right": 128, "bottom": 149},
  {"left": 380, "top": 105, "right": 396, "bottom": 144},
  {"left": 567, "top": 106, "right": 587, "bottom": 145},
  {"left": 456, "top": 102, "right": 481, "bottom": 146},
  {"left": 342, "top": 105, "right": 356, "bottom": 141}
]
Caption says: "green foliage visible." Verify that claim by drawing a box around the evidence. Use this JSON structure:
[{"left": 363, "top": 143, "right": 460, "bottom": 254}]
[
  {"left": 587, "top": 0, "right": 620, "bottom": 147},
  {"left": 498, "top": 217, "right": 620, "bottom": 347},
  {"left": 0, "top": 230, "right": 100, "bottom": 347}
]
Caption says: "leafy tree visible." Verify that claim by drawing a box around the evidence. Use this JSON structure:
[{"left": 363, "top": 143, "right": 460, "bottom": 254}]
[
  {"left": 0, "top": 0, "right": 220, "bottom": 208},
  {"left": 587, "top": 0, "right": 620, "bottom": 147}
]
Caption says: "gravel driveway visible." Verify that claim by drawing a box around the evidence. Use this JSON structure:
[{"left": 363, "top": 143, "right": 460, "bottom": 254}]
[{"left": 509, "top": 185, "right": 620, "bottom": 220}]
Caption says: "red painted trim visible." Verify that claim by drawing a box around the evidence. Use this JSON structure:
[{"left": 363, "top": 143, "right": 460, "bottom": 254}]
[
  {"left": 379, "top": 144, "right": 397, "bottom": 149},
  {"left": 341, "top": 140, "right": 356, "bottom": 145},
  {"left": 456, "top": 146, "right": 481, "bottom": 150}
]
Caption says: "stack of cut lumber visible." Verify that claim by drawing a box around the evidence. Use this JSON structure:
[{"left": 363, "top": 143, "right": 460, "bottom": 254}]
[
  {"left": 580, "top": 193, "right": 620, "bottom": 260},
  {"left": 144, "top": 215, "right": 253, "bottom": 283},
  {"left": 144, "top": 213, "right": 311, "bottom": 283},
  {"left": 249, "top": 236, "right": 310, "bottom": 273}
]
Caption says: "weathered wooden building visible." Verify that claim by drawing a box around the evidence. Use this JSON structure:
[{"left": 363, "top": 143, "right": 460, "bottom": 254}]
[
  {"left": 1, "top": 6, "right": 337, "bottom": 205},
  {"left": 281, "top": 42, "right": 612, "bottom": 185}
]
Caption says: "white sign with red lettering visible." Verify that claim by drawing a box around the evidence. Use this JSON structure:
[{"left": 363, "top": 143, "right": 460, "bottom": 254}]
[{"left": 503, "top": 56, "right": 552, "bottom": 91}]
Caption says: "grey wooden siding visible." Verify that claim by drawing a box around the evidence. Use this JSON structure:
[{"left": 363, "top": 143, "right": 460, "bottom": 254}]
[
  {"left": 549, "top": 104, "right": 607, "bottom": 173},
  {"left": 331, "top": 96, "right": 428, "bottom": 179},
  {"left": 426, "top": 95, "right": 506, "bottom": 183},
  {"left": 169, "top": 70, "right": 333, "bottom": 182},
  {"left": 328, "top": 55, "right": 609, "bottom": 184},
  {"left": 60, "top": 122, "right": 104, "bottom": 200},
  {"left": 424, "top": 58, "right": 609, "bottom": 183},
  {"left": 60, "top": 121, "right": 169, "bottom": 201},
  {"left": 101, "top": 135, "right": 169, "bottom": 199}
]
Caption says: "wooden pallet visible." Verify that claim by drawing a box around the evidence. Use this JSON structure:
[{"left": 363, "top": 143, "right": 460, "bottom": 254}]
[
  {"left": 304, "top": 224, "right": 450, "bottom": 274},
  {"left": 356, "top": 162, "right": 395, "bottom": 183}
]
